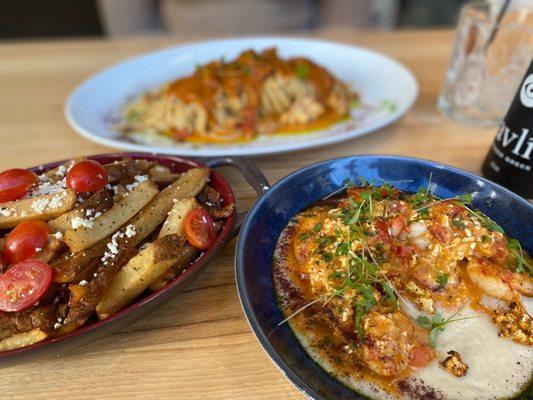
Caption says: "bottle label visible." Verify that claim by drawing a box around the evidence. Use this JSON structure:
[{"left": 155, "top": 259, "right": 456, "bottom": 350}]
[
  {"left": 482, "top": 59, "right": 533, "bottom": 198},
  {"left": 491, "top": 123, "right": 532, "bottom": 172}
]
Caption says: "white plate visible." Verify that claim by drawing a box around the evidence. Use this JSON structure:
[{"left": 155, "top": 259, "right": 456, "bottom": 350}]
[{"left": 65, "top": 37, "right": 418, "bottom": 157}]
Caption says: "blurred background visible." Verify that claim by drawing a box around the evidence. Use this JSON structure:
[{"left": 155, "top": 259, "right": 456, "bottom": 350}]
[{"left": 1, "top": 0, "right": 470, "bottom": 39}]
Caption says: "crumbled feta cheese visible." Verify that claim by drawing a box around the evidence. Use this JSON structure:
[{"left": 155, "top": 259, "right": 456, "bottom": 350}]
[
  {"left": 125, "top": 175, "right": 148, "bottom": 192},
  {"left": 56, "top": 164, "right": 67, "bottom": 176},
  {"left": 53, "top": 317, "right": 64, "bottom": 329},
  {"left": 71, "top": 216, "right": 94, "bottom": 229},
  {"left": 31, "top": 178, "right": 67, "bottom": 196},
  {"left": 85, "top": 209, "right": 94, "bottom": 217},
  {"left": 101, "top": 230, "right": 125, "bottom": 264},
  {"left": 48, "top": 192, "right": 66, "bottom": 209},
  {"left": 0, "top": 207, "right": 17, "bottom": 217},
  {"left": 105, "top": 184, "right": 119, "bottom": 195},
  {"left": 53, "top": 231, "right": 63, "bottom": 240},
  {"left": 125, "top": 224, "right": 136, "bottom": 238},
  {"left": 79, "top": 279, "right": 89, "bottom": 286},
  {"left": 31, "top": 198, "right": 49, "bottom": 214}
]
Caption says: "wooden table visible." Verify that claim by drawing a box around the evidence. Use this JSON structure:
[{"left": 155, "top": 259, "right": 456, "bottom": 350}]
[{"left": 0, "top": 30, "right": 496, "bottom": 399}]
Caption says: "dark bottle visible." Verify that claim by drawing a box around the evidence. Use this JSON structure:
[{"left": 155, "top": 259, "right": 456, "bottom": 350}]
[{"left": 482, "top": 59, "right": 533, "bottom": 198}]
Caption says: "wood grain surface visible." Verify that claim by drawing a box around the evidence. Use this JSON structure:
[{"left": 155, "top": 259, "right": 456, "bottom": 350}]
[{"left": 0, "top": 30, "right": 497, "bottom": 399}]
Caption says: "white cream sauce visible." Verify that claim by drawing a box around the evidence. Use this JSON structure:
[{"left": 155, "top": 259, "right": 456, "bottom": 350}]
[
  {"left": 412, "top": 301, "right": 532, "bottom": 400},
  {"left": 291, "top": 298, "right": 533, "bottom": 400}
]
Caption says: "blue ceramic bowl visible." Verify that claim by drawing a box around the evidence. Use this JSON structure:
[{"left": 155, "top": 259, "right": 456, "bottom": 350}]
[{"left": 235, "top": 155, "right": 533, "bottom": 400}]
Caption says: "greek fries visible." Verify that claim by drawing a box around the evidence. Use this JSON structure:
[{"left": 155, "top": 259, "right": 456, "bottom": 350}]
[
  {"left": 0, "top": 157, "right": 229, "bottom": 353},
  {"left": 48, "top": 188, "right": 114, "bottom": 234},
  {"left": 0, "top": 190, "right": 76, "bottom": 229},
  {"left": 96, "top": 234, "right": 186, "bottom": 318},
  {"left": 96, "top": 198, "right": 199, "bottom": 318},
  {"left": 64, "top": 180, "right": 159, "bottom": 253},
  {"left": 0, "top": 328, "right": 47, "bottom": 351}
]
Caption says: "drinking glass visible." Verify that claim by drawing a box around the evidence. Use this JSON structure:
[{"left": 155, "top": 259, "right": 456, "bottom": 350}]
[{"left": 438, "top": 1, "right": 533, "bottom": 126}]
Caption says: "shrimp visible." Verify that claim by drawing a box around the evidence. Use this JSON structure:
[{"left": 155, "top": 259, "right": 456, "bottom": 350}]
[
  {"left": 359, "top": 311, "right": 413, "bottom": 377},
  {"left": 466, "top": 259, "right": 533, "bottom": 301}
]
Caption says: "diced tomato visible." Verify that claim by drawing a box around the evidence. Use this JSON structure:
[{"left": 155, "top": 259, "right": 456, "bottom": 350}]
[
  {"left": 396, "top": 245, "right": 415, "bottom": 260},
  {"left": 380, "top": 187, "right": 400, "bottom": 198},
  {"left": 410, "top": 344, "right": 436, "bottom": 368},
  {"left": 492, "top": 235, "right": 508, "bottom": 261},
  {"left": 388, "top": 216, "right": 405, "bottom": 237},
  {"left": 183, "top": 208, "right": 217, "bottom": 250},
  {"left": 3, "top": 220, "right": 49, "bottom": 265},
  {"left": 66, "top": 160, "right": 108, "bottom": 193},
  {"left": 0, "top": 259, "right": 53, "bottom": 312},
  {"left": 0, "top": 168, "right": 38, "bottom": 203},
  {"left": 374, "top": 219, "right": 391, "bottom": 242},
  {"left": 168, "top": 128, "right": 191, "bottom": 140},
  {"left": 346, "top": 187, "right": 363, "bottom": 201}
]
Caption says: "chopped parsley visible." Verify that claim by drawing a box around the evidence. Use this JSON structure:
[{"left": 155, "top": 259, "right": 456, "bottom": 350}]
[{"left": 295, "top": 64, "right": 310, "bottom": 79}]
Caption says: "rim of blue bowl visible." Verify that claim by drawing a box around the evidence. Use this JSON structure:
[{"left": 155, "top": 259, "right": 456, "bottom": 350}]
[{"left": 235, "top": 154, "right": 532, "bottom": 400}]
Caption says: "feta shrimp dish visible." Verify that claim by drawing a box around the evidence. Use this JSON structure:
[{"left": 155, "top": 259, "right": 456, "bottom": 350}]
[{"left": 273, "top": 180, "right": 532, "bottom": 399}]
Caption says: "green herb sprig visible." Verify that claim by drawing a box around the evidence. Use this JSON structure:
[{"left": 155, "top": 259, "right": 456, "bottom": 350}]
[{"left": 414, "top": 309, "right": 478, "bottom": 348}]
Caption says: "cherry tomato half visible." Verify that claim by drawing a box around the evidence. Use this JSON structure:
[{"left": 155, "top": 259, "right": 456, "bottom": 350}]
[
  {"left": 3, "top": 220, "right": 49, "bottom": 265},
  {"left": 0, "top": 259, "right": 53, "bottom": 312},
  {"left": 0, "top": 168, "right": 38, "bottom": 203},
  {"left": 66, "top": 160, "right": 108, "bottom": 193},
  {"left": 183, "top": 208, "right": 217, "bottom": 250}
]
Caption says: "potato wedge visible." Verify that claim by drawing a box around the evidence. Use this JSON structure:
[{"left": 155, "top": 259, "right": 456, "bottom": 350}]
[
  {"left": 148, "top": 244, "right": 199, "bottom": 291},
  {"left": 159, "top": 198, "right": 198, "bottom": 237},
  {"left": 0, "top": 329, "right": 47, "bottom": 352},
  {"left": 64, "top": 180, "right": 159, "bottom": 253},
  {"left": 64, "top": 168, "right": 209, "bottom": 324},
  {"left": 97, "top": 198, "right": 197, "bottom": 317},
  {"left": 0, "top": 190, "right": 76, "bottom": 229},
  {"left": 105, "top": 158, "right": 154, "bottom": 183},
  {"left": 33, "top": 235, "right": 64, "bottom": 264},
  {"left": 122, "top": 167, "right": 209, "bottom": 248},
  {"left": 48, "top": 188, "right": 114, "bottom": 234},
  {"left": 52, "top": 241, "right": 107, "bottom": 283},
  {"left": 149, "top": 164, "right": 181, "bottom": 184},
  {"left": 96, "top": 234, "right": 186, "bottom": 318}
]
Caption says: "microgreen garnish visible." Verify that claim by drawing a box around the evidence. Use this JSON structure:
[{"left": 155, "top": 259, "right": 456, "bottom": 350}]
[
  {"left": 507, "top": 239, "right": 533, "bottom": 276},
  {"left": 451, "top": 219, "right": 467, "bottom": 229},
  {"left": 312, "top": 222, "right": 323, "bottom": 232},
  {"left": 414, "top": 306, "right": 478, "bottom": 348},
  {"left": 436, "top": 273, "right": 448, "bottom": 290}
]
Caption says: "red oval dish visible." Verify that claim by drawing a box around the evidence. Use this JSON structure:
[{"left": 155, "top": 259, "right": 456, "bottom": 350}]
[{"left": 0, "top": 152, "right": 269, "bottom": 365}]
